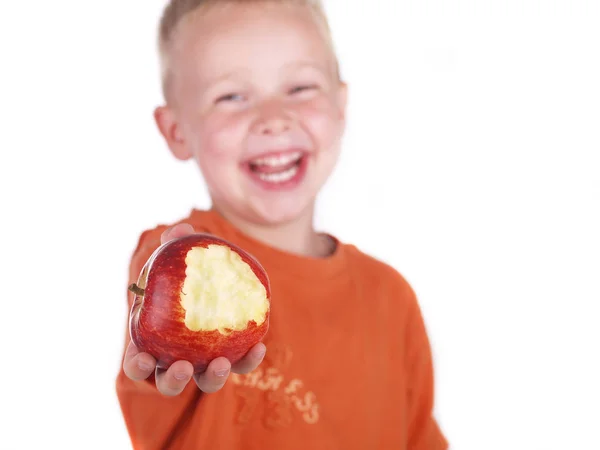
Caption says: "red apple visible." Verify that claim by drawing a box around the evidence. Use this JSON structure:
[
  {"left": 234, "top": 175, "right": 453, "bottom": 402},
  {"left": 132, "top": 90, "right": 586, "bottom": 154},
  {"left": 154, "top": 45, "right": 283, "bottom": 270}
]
[{"left": 128, "top": 233, "right": 270, "bottom": 373}]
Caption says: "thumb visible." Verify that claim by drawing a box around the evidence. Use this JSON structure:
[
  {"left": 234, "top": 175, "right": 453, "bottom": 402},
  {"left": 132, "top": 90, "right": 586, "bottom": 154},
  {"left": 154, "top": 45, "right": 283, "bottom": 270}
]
[{"left": 160, "top": 223, "right": 195, "bottom": 244}]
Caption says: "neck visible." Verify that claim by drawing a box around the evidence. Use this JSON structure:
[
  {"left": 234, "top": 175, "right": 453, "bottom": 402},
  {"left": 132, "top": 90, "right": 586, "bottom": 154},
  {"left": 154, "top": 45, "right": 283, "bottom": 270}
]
[{"left": 210, "top": 204, "right": 332, "bottom": 258}]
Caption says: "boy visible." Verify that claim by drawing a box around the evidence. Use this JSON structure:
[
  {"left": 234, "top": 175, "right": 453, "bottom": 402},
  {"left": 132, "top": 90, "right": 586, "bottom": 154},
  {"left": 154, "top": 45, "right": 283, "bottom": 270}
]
[{"left": 116, "top": 0, "right": 448, "bottom": 448}]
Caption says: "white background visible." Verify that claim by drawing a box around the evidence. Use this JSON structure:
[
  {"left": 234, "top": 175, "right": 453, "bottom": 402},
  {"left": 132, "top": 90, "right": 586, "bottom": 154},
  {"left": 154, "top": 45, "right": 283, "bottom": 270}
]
[{"left": 1, "top": 0, "right": 599, "bottom": 449}]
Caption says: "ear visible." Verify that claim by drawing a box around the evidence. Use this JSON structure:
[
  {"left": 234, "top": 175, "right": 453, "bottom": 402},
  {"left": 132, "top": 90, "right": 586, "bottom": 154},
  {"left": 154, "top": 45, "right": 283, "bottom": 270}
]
[
  {"left": 336, "top": 81, "right": 348, "bottom": 122},
  {"left": 153, "top": 105, "right": 192, "bottom": 161}
]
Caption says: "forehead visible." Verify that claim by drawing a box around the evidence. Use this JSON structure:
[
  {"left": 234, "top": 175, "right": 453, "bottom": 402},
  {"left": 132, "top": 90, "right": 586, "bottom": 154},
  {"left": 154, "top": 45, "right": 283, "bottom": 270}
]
[{"left": 170, "top": 2, "right": 335, "bottom": 82}]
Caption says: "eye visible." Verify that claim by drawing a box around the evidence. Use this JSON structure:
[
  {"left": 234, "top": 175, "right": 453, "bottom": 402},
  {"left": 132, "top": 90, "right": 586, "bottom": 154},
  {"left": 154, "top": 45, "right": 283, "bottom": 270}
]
[
  {"left": 215, "top": 93, "right": 245, "bottom": 103},
  {"left": 289, "top": 85, "right": 318, "bottom": 95}
]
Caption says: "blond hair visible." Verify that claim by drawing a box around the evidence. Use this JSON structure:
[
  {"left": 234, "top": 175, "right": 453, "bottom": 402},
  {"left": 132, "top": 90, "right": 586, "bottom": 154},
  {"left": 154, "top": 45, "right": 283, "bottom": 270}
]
[{"left": 157, "top": 0, "right": 337, "bottom": 99}]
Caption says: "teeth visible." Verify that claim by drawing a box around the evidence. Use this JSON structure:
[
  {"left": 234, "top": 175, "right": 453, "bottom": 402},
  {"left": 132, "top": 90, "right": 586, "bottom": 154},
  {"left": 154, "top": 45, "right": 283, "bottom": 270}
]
[
  {"left": 252, "top": 151, "right": 302, "bottom": 167},
  {"left": 257, "top": 165, "right": 299, "bottom": 183}
]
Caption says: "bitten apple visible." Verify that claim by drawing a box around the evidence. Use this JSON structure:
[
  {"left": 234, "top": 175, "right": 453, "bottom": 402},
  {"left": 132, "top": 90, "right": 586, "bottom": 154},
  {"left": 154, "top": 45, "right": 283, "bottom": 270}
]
[{"left": 128, "top": 233, "right": 270, "bottom": 373}]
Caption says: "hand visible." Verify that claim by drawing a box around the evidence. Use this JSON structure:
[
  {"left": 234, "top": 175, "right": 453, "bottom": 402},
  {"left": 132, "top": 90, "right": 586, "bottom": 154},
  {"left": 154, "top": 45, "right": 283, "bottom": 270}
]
[{"left": 122, "top": 223, "right": 267, "bottom": 396}]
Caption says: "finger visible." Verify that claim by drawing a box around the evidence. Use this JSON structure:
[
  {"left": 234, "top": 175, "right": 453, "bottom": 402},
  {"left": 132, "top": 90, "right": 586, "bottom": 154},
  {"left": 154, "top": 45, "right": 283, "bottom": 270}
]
[
  {"left": 160, "top": 223, "right": 195, "bottom": 244},
  {"left": 155, "top": 360, "right": 195, "bottom": 396},
  {"left": 193, "top": 357, "right": 232, "bottom": 394},
  {"left": 123, "top": 341, "right": 156, "bottom": 381},
  {"left": 231, "top": 343, "right": 267, "bottom": 375}
]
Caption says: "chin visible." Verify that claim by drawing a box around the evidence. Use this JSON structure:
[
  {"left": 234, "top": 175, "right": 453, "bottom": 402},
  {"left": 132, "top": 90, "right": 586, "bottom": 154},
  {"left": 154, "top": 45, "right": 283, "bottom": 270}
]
[
  {"left": 262, "top": 188, "right": 320, "bottom": 221},
  {"left": 212, "top": 163, "right": 328, "bottom": 226}
]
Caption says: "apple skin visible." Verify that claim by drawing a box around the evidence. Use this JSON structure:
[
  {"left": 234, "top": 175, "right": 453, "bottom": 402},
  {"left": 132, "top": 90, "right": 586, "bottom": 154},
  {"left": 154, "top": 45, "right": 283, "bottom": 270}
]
[{"left": 128, "top": 233, "right": 270, "bottom": 373}]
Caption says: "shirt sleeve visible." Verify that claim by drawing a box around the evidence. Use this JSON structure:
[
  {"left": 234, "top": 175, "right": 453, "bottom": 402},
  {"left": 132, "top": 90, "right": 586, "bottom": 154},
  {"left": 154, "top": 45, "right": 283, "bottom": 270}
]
[
  {"left": 404, "top": 289, "right": 449, "bottom": 450},
  {"left": 115, "top": 226, "right": 202, "bottom": 450}
]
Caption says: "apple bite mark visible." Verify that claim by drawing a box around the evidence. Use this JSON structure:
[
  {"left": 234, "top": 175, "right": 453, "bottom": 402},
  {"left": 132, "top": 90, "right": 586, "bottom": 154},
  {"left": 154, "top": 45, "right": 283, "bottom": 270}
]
[{"left": 180, "top": 244, "right": 269, "bottom": 334}]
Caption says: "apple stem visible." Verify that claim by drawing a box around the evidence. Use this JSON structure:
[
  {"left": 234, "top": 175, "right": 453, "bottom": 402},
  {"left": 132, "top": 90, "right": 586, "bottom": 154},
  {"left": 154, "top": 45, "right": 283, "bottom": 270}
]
[{"left": 128, "top": 283, "right": 145, "bottom": 296}]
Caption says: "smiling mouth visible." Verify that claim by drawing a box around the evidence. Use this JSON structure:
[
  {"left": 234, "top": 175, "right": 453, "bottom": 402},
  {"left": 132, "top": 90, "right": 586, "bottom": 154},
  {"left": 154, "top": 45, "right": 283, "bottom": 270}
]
[{"left": 247, "top": 151, "right": 305, "bottom": 183}]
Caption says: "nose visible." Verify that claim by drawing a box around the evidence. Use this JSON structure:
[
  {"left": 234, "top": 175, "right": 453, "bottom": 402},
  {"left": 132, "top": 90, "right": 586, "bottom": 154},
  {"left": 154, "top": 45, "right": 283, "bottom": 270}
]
[{"left": 251, "top": 101, "right": 292, "bottom": 136}]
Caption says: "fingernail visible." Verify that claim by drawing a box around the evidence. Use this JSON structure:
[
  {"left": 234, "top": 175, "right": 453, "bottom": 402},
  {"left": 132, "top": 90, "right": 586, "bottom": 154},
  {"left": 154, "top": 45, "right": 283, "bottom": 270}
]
[
  {"left": 174, "top": 372, "right": 189, "bottom": 380},
  {"left": 137, "top": 361, "right": 152, "bottom": 371},
  {"left": 255, "top": 347, "right": 266, "bottom": 359},
  {"left": 214, "top": 368, "right": 230, "bottom": 377}
]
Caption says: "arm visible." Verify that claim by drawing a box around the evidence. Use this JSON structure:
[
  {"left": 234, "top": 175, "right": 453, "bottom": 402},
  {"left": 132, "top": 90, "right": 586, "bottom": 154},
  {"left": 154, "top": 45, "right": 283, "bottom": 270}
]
[
  {"left": 404, "top": 295, "right": 449, "bottom": 450},
  {"left": 116, "top": 225, "right": 200, "bottom": 449},
  {"left": 116, "top": 224, "right": 266, "bottom": 449}
]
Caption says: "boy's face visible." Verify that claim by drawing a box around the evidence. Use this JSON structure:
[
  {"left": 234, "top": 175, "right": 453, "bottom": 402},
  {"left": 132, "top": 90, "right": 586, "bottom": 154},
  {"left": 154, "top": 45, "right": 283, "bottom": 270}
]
[{"left": 155, "top": 2, "right": 347, "bottom": 226}]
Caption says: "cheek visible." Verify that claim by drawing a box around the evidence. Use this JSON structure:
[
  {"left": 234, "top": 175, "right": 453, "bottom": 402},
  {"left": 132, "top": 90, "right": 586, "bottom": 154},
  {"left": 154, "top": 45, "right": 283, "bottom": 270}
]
[
  {"left": 297, "top": 99, "right": 344, "bottom": 149},
  {"left": 197, "top": 112, "right": 248, "bottom": 159}
]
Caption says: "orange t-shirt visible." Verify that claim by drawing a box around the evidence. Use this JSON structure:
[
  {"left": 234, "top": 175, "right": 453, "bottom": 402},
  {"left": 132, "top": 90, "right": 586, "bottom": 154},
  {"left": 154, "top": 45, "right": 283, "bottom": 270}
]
[{"left": 116, "top": 209, "right": 448, "bottom": 450}]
